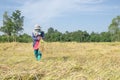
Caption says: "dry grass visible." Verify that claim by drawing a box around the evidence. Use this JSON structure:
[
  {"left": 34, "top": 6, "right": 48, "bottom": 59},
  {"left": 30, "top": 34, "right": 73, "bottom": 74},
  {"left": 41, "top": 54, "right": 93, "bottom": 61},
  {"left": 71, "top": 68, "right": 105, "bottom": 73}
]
[{"left": 0, "top": 42, "right": 120, "bottom": 80}]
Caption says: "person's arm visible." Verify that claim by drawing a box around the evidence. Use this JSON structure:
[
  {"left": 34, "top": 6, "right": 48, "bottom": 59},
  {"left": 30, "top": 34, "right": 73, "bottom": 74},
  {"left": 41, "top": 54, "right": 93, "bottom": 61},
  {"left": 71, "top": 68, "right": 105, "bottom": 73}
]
[
  {"left": 32, "top": 33, "right": 39, "bottom": 41},
  {"left": 40, "top": 31, "right": 45, "bottom": 43},
  {"left": 41, "top": 31, "right": 45, "bottom": 39}
]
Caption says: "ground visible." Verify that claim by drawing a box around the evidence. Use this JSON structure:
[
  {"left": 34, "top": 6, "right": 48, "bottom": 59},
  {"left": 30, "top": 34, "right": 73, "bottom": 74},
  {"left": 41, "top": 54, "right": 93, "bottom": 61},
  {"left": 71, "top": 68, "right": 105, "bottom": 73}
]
[{"left": 0, "top": 42, "right": 120, "bottom": 80}]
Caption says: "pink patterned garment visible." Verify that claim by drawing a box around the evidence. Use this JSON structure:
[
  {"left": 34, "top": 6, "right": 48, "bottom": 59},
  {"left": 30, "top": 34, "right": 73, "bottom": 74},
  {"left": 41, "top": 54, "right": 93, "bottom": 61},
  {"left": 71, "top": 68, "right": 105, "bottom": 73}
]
[{"left": 33, "top": 36, "right": 41, "bottom": 50}]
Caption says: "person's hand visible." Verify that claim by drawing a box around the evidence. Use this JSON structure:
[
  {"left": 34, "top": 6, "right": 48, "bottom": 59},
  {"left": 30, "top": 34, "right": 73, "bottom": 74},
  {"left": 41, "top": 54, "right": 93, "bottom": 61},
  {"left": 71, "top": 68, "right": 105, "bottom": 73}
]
[{"left": 37, "top": 36, "right": 41, "bottom": 40}]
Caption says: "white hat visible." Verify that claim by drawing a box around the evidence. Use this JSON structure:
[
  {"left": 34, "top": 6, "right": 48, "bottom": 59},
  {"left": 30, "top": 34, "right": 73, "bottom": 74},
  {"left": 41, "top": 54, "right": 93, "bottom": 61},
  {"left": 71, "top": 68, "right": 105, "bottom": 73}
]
[{"left": 34, "top": 24, "right": 41, "bottom": 30}]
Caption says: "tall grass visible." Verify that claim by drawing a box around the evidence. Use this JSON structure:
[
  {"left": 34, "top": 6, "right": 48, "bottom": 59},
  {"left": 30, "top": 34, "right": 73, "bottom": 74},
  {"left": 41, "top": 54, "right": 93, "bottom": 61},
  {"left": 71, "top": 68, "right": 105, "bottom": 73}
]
[{"left": 0, "top": 42, "right": 120, "bottom": 80}]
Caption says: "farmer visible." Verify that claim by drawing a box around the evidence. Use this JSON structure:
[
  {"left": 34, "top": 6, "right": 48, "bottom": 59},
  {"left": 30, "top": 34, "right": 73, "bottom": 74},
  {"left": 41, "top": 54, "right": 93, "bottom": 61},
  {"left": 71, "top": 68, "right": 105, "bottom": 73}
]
[{"left": 32, "top": 24, "right": 44, "bottom": 61}]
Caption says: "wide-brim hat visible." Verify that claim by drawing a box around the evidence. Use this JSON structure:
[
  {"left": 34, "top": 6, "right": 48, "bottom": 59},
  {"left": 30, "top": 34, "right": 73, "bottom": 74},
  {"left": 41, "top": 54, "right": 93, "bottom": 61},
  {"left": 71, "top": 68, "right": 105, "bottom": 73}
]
[{"left": 34, "top": 24, "right": 41, "bottom": 30}]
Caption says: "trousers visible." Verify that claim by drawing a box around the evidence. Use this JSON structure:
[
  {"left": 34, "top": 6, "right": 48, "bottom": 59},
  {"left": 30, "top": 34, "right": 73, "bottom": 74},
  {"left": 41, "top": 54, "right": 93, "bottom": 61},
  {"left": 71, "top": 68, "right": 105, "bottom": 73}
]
[{"left": 34, "top": 49, "right": 42, "bottom": 61}]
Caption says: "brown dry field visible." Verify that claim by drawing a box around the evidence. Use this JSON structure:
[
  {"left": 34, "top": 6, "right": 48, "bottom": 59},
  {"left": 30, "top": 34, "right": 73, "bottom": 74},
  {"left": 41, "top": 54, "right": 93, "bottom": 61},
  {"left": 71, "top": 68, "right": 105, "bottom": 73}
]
[{"left": 0, "top": 42, "right": 120, "bottom": 80}]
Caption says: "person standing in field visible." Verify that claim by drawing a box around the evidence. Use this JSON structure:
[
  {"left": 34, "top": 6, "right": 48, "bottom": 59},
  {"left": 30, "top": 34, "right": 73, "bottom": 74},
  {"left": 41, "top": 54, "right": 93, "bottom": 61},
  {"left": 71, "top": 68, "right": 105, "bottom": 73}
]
[{"left": 32, "top": 24, "right": 44, "bottom": 61}]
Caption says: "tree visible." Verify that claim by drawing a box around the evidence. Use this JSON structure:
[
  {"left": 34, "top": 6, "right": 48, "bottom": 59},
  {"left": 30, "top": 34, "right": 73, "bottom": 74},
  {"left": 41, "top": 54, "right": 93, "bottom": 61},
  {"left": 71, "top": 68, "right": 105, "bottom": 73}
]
[
  {"left": 11, "top": 10, "right": 24, "bottom": 41},
  {"left": 45, "top": 27, "right": 54, "bottom": 42},
  {"left": 45, "top": 27, "right": 62, "bottom": 42},
  {"left": 108, "top": 16, "right": 120, "bottom": 41},
  {"left": 0, "top": 12, "right": 14, "bottom": 42},
  {"left": 18, "top": 33, "right": 32, "bottom": 43},
  {"left": 48, "top": 27, "right": 54, "bottom": 34},
  {"left": 0, "top": 10, "right": 24, "bottom": 42},
  {"left": 90, "top": 32, "right": 100, "bottom": 42},
  {"left": 100, "top": 32, "right": 111, "bottom": 42},
  {"left": 71, "top": 30, "right": 83, "bottom": 42}
]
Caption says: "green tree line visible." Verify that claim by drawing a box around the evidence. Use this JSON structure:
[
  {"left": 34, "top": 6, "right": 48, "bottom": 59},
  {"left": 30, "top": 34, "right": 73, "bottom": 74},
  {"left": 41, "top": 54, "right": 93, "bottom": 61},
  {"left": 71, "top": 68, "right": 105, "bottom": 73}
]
[
  {"left": 45, "top": 16, "right": 120, "bottom": 42},
  {"left": 0, "top": 33, "right": 32, "bottom": 43},
  {"left": 45, "top": 28, "right": 111, "bottom": 42},
  {"left": 0, "top": 10, "right": 120, "bottom": 43}
]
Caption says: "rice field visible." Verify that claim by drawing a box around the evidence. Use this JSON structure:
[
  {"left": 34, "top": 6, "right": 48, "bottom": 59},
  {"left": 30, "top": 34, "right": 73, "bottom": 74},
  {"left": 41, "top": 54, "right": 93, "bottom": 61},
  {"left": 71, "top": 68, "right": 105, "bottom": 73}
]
[{"left": 0, "top": 42, "right": 120, "bottom": 80}]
